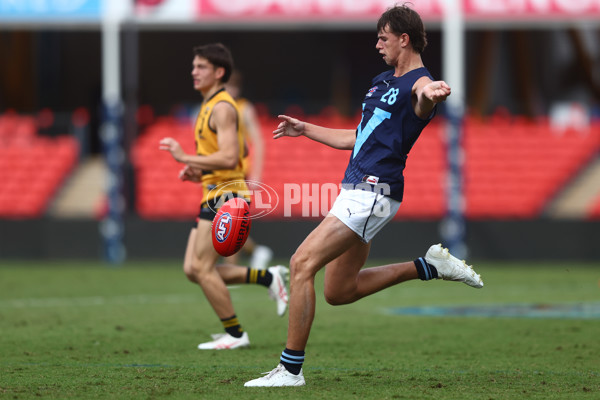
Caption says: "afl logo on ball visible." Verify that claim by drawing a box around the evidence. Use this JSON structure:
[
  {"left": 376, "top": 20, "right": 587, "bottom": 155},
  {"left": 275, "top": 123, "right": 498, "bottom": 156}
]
[{"left": 215, "top": 213, "right": 232, "bottom": 243}]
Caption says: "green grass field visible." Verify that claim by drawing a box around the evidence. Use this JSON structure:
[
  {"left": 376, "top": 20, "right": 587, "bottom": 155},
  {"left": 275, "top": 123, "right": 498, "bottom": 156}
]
[{"left": 1, "top": 260, "right": 598, "bottom": 399}]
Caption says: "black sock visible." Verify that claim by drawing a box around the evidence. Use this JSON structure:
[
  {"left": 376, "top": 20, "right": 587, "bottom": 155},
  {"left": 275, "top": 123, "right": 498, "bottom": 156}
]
[
  {"left": 280, "top": 348, "right": 305, "bottom": 375},
  {"left": 246, "top": 268, "right": 273, "bottom": 287},
  {"left": 221, "top": 315, "right": 243, "bottom": 338},
  {"left": 414, "top": 257, "right": 438, "bottom": 281}
]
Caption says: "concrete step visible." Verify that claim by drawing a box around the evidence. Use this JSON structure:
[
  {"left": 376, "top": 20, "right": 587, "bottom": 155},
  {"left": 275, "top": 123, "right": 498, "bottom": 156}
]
[
  {"left": 49, "top": 156, "right": 107, "bottom": 218},
  {"left": 546, "top": 155, "right": 600, "bottom": 218}
]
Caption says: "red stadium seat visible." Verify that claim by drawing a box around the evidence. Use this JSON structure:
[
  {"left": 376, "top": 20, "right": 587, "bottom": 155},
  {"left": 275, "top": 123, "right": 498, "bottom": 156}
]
[
  {"left": 463, "top": 117, "right": 600, "bottom": 219},
  {"left": 0, "top": 113, "right": 79, "bottom": 219}
]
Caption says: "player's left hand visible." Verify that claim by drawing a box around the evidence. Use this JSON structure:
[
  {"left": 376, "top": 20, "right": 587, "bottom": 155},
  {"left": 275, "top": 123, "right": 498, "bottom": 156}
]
[
  {"left": 273, "top": 115, "right": 305, "bottom": 139},
  {"left": 179, "top": 165, "right": 201, "bottom": 182},
  {"left": 423, "top": 81, "right": 451, "bottom": 103},
  {"left": 159, "top": 137, "right": 186, "bottom": 162}
]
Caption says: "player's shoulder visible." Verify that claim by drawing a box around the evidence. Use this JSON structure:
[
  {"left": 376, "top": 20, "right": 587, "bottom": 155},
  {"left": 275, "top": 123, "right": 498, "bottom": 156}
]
[
  {"left": 211, "top": 101, "right": 238, "bottom": 128},
  {"left": 213, "top": 98, "right": 237, "bottom": 110},
  {"left": 408, "top": 67, "right": 434, "bottom": 82},
  {"left": 411, "top": 69, "right": 436, "bottom": 94},
  {"left": 212, "top": 91, "right": 239, "bottom": 114}
]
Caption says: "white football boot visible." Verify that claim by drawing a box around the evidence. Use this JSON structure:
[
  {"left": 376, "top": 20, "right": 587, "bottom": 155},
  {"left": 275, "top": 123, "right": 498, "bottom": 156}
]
[
  {"left": 267, "top": 265, "right": 289, "bottom": 317},
  {"left": 425, "top": 244, "right": 484, "bottom": 288},
  {"left": 197, "top": 332, "right": 250, "bottom": 350},
  {"left": 244, "top": 364, "right": 306, "bottom": 387}
]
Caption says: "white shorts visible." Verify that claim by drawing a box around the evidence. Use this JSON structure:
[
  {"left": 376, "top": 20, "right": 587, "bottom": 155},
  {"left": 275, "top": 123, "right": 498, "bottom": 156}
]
[{"left": 329, "top": 188, "right": 401, "bottom": 243}]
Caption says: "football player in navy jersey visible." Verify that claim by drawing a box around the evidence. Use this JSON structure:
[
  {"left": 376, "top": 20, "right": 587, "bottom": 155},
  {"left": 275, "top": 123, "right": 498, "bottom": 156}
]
[{"left": 245, "top": 4, "right": 484, "bottom": 387}]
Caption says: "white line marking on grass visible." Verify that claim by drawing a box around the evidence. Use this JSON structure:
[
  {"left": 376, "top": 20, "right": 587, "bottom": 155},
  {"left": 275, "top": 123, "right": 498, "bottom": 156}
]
[
  {"left": 0, "top": 293, "right": 200, "bottom": 309},
  {"left": 0, "top": 286, "right": 243, "bottom": 309}
]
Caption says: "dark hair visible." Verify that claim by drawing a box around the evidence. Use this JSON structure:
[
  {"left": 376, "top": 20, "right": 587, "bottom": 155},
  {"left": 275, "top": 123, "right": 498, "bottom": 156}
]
[
  {"left": 377, "top": 3, "right": 427, "bottom": 54},
  {"left": 192, "top": 43, "right": 234, "bottom": 83}
]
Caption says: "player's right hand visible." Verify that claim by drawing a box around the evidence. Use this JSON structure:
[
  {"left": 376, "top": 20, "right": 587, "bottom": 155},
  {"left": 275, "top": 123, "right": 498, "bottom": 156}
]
[
  {"left": 273, "top": 115, "right": 305, "bottom": 139},
  {"left": 159, "top": 137, "right": 185, "bottom": 162}
]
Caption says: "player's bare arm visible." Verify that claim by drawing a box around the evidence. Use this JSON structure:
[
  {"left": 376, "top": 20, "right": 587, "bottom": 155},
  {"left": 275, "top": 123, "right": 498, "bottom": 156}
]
[
  {"left": 413, "top": 77, "right": 451, "bottom": 119},
  {"left": 273, "top": 114, "right": 356, "bottom": 150},
  {"left": 159, "top": 102, "right": 239, "bottom": 170},
  {"left": 204, "top": 101, "right": 240, "bottom": 169}
]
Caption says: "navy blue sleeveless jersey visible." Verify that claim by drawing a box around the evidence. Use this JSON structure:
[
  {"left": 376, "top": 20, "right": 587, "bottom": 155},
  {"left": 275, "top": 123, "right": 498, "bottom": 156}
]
[{"left": 342, "top": 67, "right": 435, "bottom": 202}]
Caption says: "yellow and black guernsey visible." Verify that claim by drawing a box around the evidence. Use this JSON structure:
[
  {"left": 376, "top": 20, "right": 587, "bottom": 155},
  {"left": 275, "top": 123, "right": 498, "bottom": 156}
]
[{"left": 194, "top": 88, "right": 249, "bottom": 206}]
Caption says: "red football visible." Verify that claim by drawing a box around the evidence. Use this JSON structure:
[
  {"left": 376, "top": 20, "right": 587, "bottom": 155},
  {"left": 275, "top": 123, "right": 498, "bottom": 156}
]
[{"left": 212, "top": 197, "right": 252, "bottom": 257}]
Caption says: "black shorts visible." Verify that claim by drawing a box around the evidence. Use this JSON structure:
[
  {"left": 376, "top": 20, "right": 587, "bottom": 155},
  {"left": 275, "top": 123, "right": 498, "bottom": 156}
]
[{"left": 194, "top": 194, "right": 250, "bottom": 225}]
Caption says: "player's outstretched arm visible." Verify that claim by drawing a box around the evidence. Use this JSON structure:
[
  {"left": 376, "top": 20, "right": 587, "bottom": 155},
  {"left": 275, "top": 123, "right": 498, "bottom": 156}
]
[
  {"left": 414, "top": 78, "right": 451, "bottom": 119},
  {"left": 273, "top": 115, "right": 355, "bottom": 150}
]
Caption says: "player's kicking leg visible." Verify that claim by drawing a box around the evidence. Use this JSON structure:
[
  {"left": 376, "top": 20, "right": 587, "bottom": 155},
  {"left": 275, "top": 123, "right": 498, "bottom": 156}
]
[
  {"left": 245, "top": 215, "right": 364, "bottom": 387},
  {"left": 245, "top": 238, "right": 483, "bottom": 385}
]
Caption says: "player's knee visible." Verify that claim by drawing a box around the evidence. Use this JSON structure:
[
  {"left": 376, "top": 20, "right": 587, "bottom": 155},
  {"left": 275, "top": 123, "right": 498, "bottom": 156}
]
[
  {"left": 289, "top": 252, "right": 316, "bottom": 282},
  {"left": 183, "top": 263, "right": 197, "bottom": 283},
  {"left": 288, "top": 252, "right": 303, "bottom": 275},
  {"left": 323, "top": 288, "right": 353, "bottom": 306},
  {"left": 188, "top": 260, "right": 212, "bottom": 284},
  {"left": 324, "top": 295, "right": 345, "bottom": 306},
  {"left": 184, "top": 271, "right": 197, "bottom": 283}
]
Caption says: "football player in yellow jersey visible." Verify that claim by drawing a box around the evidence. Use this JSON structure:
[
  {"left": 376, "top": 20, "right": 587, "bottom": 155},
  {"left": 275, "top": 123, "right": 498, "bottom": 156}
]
[
  {"left": 159, "top": 43, "right": 288, "bottom": 350},
  {"left": 224, "top": 70, "right": 274, "bottom": 270}
]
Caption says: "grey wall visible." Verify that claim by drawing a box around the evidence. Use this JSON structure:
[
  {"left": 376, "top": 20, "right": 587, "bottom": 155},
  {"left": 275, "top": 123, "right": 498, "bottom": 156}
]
[{"left": 1, "top": 218, "right": 599, "bottom": 261}]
